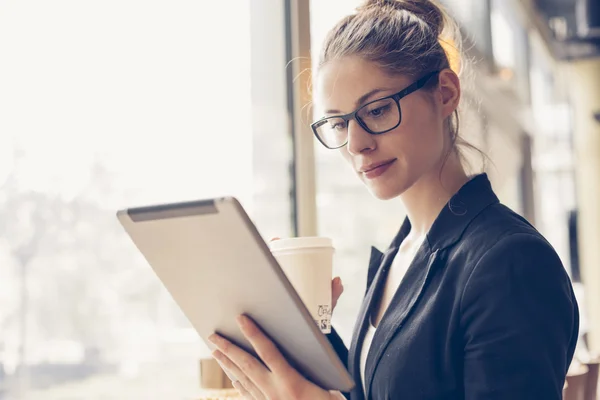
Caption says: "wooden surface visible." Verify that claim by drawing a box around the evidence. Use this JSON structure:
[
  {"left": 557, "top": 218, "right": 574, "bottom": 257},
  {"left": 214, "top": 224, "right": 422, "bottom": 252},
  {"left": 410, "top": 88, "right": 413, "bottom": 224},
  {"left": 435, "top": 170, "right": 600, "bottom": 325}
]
[{"left": 197, "top": 388, "right": 242, "bottom": 400}]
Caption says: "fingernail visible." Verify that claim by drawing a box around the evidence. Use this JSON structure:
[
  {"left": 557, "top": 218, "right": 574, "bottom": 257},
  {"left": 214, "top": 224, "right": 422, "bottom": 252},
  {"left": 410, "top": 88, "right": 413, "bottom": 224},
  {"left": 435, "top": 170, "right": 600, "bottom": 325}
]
[
  {"left": 208, "top": 334, "right": 218, "bottom": 344},
  {"left": 236, "top": 315, "right": 247, "bottom": 327}
]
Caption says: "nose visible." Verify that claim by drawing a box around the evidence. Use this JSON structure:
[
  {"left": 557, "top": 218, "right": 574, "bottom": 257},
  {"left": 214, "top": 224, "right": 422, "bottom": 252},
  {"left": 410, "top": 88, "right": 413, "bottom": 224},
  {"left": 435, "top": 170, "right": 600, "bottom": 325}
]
[{"left": 347, "top": 120, "right": 376, "bottom": 156}]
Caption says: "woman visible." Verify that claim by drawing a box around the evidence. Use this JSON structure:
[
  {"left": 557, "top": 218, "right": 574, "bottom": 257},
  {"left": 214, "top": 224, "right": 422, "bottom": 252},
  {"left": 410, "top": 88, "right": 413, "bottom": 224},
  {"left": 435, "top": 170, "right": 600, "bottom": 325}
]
[{"left": 208, "top": 0, "right": 579, "bottom": 398}]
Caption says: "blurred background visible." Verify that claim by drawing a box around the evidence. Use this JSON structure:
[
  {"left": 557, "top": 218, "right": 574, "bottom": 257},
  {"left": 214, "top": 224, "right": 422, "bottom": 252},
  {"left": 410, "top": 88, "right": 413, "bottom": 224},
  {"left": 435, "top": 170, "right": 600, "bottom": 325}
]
[{"left": 0, "top": 0, "right": 599, "bottom": 398}]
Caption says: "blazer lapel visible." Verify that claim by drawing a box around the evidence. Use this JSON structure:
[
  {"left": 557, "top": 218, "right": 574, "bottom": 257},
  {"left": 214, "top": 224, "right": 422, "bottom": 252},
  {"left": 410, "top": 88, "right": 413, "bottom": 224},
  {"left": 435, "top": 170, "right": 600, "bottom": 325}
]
[
  {"left": 366, "top": 246, "right": 384, "bottom": 294},
  {"left": 347, "top": 245, "right": 397, "bottom": 399},
  {"left": 364, "top": 248, "right": 442, "bottom": 398},
  {"left": 347, "top": 217, "right": 410, "bottom": 399}
]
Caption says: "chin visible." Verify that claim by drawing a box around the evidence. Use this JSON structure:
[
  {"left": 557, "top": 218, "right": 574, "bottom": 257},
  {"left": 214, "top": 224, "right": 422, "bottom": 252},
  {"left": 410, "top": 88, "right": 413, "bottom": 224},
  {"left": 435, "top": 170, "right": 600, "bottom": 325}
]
[
  {"left": 366, "top": 182, "right": 407, "bottom": 200},
  {"left": 360, "top": 166, "right": 417, "bottom": 200}
]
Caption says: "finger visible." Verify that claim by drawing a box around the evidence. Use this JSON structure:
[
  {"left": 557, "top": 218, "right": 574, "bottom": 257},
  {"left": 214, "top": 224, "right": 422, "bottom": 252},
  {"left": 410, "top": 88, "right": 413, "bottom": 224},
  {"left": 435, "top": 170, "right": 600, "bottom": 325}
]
[
  {"left": 332, "top": 277, "right": 344, "bottom": 311},
  {"left": 237, "top": 315, "right": 296, "bottom": 377},
  {"left": 212, "top": 350, "right": 266, "bottom": 400},
  {"left": 209, "top": 334, "right": 271, "bottom": 389},
  {"left": 232, "top": 380, "right": 254, "bottom": 400}
]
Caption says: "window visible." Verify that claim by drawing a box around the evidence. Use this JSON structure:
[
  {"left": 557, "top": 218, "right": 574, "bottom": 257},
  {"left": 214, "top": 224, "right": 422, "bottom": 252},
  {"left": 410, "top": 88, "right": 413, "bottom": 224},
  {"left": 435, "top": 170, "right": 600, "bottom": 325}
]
[
  {"left": 491, "top": 3, "right": 517, "bottom": 72},
  {"left": 528, "top": 30, "right": 577, "bottom": 277},
  {"left": 489, "top": 0, "right": 533, "bottom": 103},
  {"left": 441, "top": 0, "right": 494, "bottom": 62},
  {"left": 0, "top": 1, "right": 292, "bottom": 398}
]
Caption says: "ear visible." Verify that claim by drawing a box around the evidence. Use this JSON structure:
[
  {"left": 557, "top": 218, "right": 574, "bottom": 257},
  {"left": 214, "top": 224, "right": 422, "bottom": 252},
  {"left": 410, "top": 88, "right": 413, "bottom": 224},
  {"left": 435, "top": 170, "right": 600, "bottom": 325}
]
[{"left": 437, "top": 69, "right": 461, "bottom": 119}]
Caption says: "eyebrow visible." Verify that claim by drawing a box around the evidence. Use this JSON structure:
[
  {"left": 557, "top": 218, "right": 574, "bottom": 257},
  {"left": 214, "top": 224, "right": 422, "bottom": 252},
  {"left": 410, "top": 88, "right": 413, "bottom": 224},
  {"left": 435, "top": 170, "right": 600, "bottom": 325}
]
[{"left": 324, "top": 87, "right": 390, "bottom": 115}]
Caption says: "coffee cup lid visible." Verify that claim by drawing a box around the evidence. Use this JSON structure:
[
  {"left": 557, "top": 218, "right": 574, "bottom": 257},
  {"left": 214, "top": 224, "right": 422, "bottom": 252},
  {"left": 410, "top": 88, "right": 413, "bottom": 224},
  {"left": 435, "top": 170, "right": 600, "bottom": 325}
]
[{"left": 269, "top": 237, "right": 333, "bottom": 252}]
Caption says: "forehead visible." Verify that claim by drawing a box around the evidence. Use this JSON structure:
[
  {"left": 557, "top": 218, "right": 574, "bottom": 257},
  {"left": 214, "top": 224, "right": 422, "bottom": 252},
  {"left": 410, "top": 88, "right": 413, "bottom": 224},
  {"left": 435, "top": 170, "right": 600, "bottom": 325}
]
[{"left": 314, "top": 56, "right": 412, "bottom": 114}]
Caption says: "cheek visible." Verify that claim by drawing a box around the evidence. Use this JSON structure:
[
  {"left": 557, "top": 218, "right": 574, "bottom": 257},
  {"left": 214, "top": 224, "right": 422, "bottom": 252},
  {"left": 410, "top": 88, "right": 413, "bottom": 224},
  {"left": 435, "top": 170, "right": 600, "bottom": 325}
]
[
  {"left": 399, "top": 100, "right": 446, "bottom": 161},
  {"left": 338, "top": 147, "right": 352, "bottom": 164}
]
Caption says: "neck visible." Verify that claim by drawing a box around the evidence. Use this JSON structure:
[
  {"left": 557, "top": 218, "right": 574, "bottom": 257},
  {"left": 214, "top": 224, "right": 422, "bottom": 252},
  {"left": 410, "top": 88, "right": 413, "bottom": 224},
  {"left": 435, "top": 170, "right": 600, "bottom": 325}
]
[{"left": 400, "top": 152, "right": 470, "bottom": 238}]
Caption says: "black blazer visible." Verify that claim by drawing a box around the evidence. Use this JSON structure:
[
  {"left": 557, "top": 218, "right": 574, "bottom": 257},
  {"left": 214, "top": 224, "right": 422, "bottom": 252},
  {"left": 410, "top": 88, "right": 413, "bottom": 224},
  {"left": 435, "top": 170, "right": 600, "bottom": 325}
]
[{"left": 327, "top": 174, "right": 579, "bottom": 400}]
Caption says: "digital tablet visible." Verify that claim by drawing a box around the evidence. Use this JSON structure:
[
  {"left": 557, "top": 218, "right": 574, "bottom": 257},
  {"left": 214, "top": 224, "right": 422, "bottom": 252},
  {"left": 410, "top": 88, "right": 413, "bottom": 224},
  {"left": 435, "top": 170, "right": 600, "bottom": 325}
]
[{"left": 116, "top": 197, "right": 354, "bottom": 392}]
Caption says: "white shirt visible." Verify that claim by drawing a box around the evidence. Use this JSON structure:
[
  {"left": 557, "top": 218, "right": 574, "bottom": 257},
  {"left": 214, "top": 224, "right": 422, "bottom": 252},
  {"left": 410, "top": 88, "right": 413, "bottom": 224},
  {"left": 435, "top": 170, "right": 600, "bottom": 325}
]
[
  {"left": 359, "top": 239, "right": 421, "bottom": 397},
  {"left": 359, "top": 318, "right": 377, "bottom": 397}
]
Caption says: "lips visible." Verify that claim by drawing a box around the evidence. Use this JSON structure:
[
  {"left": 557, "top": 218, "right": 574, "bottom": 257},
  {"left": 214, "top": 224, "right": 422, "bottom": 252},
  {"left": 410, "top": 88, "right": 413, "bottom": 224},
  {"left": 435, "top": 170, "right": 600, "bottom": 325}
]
[
  {"left": 359, "top": 159, "right": 396, "bottom": 173},
  {"left": 359, "top": 159, "right": 397, "bottom": 180}
]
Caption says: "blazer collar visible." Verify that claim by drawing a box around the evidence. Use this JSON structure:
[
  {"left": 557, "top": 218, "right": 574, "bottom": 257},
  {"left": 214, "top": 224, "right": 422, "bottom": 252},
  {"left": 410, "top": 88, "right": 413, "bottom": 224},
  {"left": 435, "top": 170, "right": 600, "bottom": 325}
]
[{"left": 426, "top": 173, "right": 499, "bottom": 251}]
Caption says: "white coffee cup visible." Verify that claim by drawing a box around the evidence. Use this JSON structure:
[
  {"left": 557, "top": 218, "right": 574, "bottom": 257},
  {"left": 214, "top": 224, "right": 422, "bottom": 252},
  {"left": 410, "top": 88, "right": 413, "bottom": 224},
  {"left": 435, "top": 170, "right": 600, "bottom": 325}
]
[{"left": 269, "top": 237, "right": 334, "bottom": 334}]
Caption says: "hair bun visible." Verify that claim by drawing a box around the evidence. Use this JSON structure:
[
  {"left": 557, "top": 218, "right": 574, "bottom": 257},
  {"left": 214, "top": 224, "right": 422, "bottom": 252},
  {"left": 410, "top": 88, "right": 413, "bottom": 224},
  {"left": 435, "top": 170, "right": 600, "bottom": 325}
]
[{"left": 361, "top": 0, "right": 445, "bottom": 37}]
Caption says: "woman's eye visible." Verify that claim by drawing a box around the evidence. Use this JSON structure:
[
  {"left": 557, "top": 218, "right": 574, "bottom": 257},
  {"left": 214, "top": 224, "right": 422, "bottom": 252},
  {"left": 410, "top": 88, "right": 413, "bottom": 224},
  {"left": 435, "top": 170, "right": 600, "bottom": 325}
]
[
  {"left": 329, "top": 121, "right": 347, "bottom": 131},
  {"left": 368, "top": 104, "right": 390, "bottom": 117}
]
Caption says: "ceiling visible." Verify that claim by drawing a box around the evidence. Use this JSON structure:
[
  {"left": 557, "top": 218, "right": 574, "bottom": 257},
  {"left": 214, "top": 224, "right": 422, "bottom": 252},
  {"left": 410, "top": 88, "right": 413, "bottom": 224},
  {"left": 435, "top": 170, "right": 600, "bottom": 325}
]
[
  {"left": 535, "top": 0, "right": 576, "bottom": 17},
  {"left": 532, "top": 0, "right": 600, "bottom": 59}
]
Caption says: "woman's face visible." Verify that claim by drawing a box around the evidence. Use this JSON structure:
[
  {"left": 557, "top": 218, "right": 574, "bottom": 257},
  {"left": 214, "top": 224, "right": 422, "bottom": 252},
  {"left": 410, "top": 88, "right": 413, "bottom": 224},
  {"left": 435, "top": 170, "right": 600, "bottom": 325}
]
[{"left": 315, "top": 56, "right": 460, "bottom": 200}]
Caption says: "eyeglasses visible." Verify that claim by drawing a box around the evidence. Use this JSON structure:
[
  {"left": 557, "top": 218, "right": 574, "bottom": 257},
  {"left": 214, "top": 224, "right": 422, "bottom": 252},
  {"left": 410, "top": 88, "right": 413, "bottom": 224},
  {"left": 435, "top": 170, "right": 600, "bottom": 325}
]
[{"left": 311, "top": 71, "right": 440, "bottom": 149}]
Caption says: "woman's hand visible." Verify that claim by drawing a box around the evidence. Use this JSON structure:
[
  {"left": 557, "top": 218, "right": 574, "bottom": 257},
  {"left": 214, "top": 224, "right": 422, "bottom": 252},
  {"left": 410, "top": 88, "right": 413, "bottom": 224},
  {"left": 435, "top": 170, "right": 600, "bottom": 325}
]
[{"left": 209, "top": 315, "right": 343, "bottom": 400}]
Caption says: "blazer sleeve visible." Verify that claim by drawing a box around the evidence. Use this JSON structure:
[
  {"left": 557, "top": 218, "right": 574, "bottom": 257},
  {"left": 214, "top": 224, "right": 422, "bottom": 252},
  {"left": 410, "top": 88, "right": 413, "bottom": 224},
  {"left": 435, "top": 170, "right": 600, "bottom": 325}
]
[
  {"left": 460, "top": 233, "right": 579, "bottom": 400},
  {"left": 326, "top": 327, "right": 348, "bottom": 367},
  {"left": 326, "top": 327, "right": 349, "bottom": 399}
]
